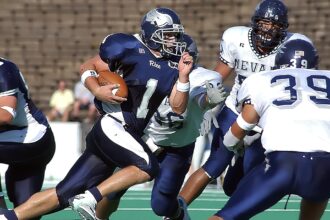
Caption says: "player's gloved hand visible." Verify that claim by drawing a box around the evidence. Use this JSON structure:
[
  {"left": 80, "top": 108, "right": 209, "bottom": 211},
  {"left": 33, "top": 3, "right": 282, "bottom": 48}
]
[
  {"left": 200, "top": 110, "right": 219, "bottom": 136},
  {"left": 206, "top": 81, "right": 227, "bottom": 105},
  {"left": 243, "top": 130, "right": 261, "bottom": 147},
  {"left": 226, "top": 142, "right": 244, "bottom": 157}
]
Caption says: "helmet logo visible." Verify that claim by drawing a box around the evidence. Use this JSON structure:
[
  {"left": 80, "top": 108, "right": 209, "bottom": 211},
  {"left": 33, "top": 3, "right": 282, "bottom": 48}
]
[
  {"left": 265, "top": 9, "right": 277, "bottom": 20},
  {"left": 146, "top": 9, "right": 173, "bottom": 27}
]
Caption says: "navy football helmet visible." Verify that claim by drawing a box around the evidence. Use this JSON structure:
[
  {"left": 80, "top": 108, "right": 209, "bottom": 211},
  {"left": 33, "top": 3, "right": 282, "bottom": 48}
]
[
  {"left": 183, "top": 34, "right": 199, "bottom": 63},
  {"left": 251, "top": 0, "right": 289, "bottom": 51},
  {"left": 274, "top": 39, "right": 319, "bottom": 69},
  {"left": 140, "top": 8, "right": 185, "bottom": 57}
]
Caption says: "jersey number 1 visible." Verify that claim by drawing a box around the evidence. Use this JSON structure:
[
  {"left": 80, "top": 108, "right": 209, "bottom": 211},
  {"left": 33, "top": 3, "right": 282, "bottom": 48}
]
[{"left": 137, "top": 79, "right": 158, "bottom": 118}]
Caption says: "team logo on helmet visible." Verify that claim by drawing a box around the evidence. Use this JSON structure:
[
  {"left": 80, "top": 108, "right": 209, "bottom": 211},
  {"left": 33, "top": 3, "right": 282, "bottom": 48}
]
[{"left": 146, "top": 9, "right": 174, "bottom": 27}]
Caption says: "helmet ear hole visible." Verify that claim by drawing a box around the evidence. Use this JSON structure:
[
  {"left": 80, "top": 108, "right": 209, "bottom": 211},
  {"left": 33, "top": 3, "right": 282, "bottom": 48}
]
[{"left": 140, "top": 8, "right": 186, "bottom": 57}]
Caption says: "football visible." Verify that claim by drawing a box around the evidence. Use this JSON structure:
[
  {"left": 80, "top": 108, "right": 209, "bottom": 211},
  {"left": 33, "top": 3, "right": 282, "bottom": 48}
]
[{"left": 97, "top": 70, "right": 128, "bottom": 98}]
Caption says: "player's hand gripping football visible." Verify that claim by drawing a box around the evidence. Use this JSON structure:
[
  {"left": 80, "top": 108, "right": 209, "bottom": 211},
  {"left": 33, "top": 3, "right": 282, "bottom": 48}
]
[
  {"left": 93, "top": 84, "right": 127, "bottom": 104},
  {"left": 178, "top": 52, "right": 194, "bottom": 82}
]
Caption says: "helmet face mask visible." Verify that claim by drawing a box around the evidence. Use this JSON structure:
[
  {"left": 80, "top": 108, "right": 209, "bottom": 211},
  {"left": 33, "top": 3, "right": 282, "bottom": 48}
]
[
  {"left": 252, "top": 18, "right": 288, "bottom": 49},
  {"left": 251, "top": 0, "right": 289, "bottom": 52},
  {"left": 141, "top": 8, "right": 186, "bottom": 58},
  {"left": 150, "top": 27, "right": 185, "bottom": 57}
]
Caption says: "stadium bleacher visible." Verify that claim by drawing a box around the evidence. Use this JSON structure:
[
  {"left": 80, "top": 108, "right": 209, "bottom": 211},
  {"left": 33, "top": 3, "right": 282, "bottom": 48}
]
[{"left": 0, "top": 0, "right": 329, "bottom": 111}]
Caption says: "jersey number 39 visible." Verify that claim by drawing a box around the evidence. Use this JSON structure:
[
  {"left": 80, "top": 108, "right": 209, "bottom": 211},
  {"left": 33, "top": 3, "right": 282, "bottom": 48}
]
[{"left": 271, "top": 74, "right": 330, "bottom": 106}]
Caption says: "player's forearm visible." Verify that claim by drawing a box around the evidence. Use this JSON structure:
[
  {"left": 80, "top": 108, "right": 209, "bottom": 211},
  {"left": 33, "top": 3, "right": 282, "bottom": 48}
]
[
  {"left": 230, "top": 122, "right": 247, "bottom": 140},
  {"left": 0, "top": 99, "right": 16, "bottom": 125},
  {"left": 223, "top": 122, "right": 246, "bottom": 152},
  {"left": 169, "top": 88, "right": 189, "bottom": 115},
  {"left": 0, "top": 110, "right": 14, "bottom": 125},
  {"left": 80, "top": 56, "right": 106, "bottom": 96},
  {"left": 214, "top": 60, "right": 232, "bottom": 81},
  {"left": 83, "top": 77, "right": 101, "bottom": 96},
  {"left": 169, "top": 73, "right": 190, "bottom": 114}
]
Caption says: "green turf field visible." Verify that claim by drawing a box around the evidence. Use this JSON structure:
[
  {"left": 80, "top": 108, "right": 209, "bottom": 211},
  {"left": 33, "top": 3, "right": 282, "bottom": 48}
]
[{"left": 5, "top": 185, "right": 330, "bottom": 220}]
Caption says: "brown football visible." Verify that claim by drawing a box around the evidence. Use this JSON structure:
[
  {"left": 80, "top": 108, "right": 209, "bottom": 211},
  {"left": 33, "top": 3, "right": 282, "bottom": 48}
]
[{"left": 97, "top": 70, "right": 128, "bottom": 98}]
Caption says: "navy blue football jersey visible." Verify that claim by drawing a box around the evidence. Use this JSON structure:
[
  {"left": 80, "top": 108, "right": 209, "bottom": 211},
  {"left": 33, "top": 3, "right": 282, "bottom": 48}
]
[
  {"left": 0, "top": 58, "right": 48, "bottom": 131},
  {"left": 96, "top": 33, "right": 179, "bottom": 136}
]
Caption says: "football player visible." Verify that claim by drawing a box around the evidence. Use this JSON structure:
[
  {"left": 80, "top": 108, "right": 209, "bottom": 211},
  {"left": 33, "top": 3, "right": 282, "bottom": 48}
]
[
  {"left": 0, "top": 58, "right": 56, "bottom": 219},
  {"left": 0, "top": 7, "right": 193, "bottom": 220},
  {"left": 68, "top": 34, "right": 227, "bottom": 220},
  {"left": 209, "top": 39, "right": 330, "bottom": 220},
  {"left": 179, "top": 0, "right": 314, "bottom": 204}
]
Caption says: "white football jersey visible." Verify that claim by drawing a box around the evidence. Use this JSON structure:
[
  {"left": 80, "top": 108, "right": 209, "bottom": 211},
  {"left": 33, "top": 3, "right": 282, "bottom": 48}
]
[
  {"left": 144, "top": 66, "right": 222, "bottom": 147},
  {"left": 237, "top": 68, "right": 330, "bottom": 153},
  {"left": 219, "top": 26, "right": 312, "bottom": 114}
]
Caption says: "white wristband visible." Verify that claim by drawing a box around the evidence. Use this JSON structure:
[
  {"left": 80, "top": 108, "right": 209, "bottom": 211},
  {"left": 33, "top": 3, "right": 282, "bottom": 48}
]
[
  {"left": 1, "top": 106, "right": 16, "bottom": 117},
  {"left": 236, "top": 114, "right": 256, "bottom": 131},
  {"left": 176, "top": 80, "right": 190, "bottom": 92},
  {"left": 223, "top": 128, "right": 240, "bottom": 148},
  {"left": 81, "top": 70, "right": 98, "bottom": 85}
]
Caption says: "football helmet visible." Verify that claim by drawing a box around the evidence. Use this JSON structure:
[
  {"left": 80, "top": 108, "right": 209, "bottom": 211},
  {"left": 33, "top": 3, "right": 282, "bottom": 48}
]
[
  {"left": 274, "top": 39, "right": 319, "bottom": 69},
  {"left": 251, "top": 0, "right": 289, "bottom": 51},
  {"left": 183, "top": 34, "right": 199, "bottom": 63},
  {"left": 140, "top": 8, "right": 185, "bottom": 57}
]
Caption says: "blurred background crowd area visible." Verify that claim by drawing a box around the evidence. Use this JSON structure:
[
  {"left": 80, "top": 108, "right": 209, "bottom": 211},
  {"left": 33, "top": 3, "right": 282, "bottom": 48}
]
[{"left": 0, "top": 0, "right": 329, "bottom": 119}]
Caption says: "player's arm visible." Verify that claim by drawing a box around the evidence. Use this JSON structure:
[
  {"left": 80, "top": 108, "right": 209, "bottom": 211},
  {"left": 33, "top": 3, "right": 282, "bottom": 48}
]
[
  {"left": 214, "top": 27, "right": 236, "bottom": 81},
  {"left": 0, "top": 95, "right": 17, "bottom": 125},
  {"left": 214, "top": 60, "right": 233, "bottom": 81},
  {"left": 223, "top": 103, "right": 259, "bottom": 152},
  {"left": 80, "top": 55, "right": 126, "bottom": 104},
  {"left": 169, "top": 52, "right": 193, "bottom": 114}
]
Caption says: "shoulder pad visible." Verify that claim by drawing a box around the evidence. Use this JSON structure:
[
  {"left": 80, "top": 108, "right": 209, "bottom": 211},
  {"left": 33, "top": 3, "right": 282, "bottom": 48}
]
[
  {"left": 0, "top": 58, "right": 19, "bottom": 75},
  {"left": 0, "top": 59, "right": 21, "bottom": 93},
  {"left": 99, "top": 33, "right": 140, "bottom": 64},
  {"left": 286, "top": 32, "right": 313, "bottom": 44},
  {"left": 222, "top": 26, "right": 249, "bottom": 41}
]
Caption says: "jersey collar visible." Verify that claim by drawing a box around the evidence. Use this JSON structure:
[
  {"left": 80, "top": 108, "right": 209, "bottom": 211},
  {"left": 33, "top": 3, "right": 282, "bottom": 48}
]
[{"left": 134, "top": 34, "right": 163, "bottom": 58}]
